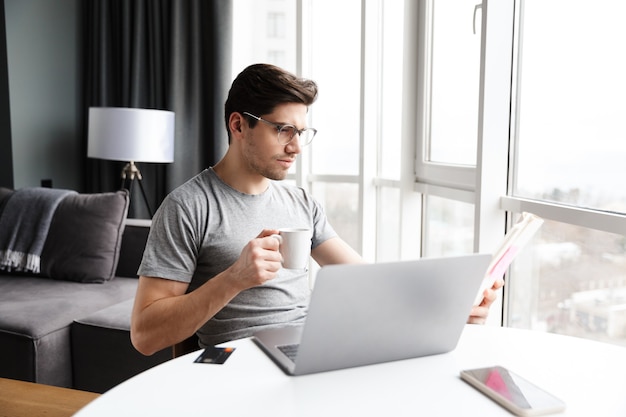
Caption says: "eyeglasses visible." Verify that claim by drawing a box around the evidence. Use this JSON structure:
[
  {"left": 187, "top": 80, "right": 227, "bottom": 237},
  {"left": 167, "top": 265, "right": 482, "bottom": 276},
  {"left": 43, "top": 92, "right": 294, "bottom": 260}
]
[{"left": 243, "top": 112, "right": 317, "bottom": 147}]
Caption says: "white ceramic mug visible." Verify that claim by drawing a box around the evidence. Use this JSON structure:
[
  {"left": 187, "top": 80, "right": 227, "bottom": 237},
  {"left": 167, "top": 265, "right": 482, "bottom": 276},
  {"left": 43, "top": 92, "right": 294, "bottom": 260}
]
[{"left": 271, "top": 228, "right": 310, "bottom": 270}]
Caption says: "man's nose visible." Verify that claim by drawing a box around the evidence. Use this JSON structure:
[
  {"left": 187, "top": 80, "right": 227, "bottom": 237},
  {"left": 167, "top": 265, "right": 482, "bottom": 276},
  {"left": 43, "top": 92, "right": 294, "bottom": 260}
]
[{"left": 285, "top": 136, "right": 302, "bottom": 154}]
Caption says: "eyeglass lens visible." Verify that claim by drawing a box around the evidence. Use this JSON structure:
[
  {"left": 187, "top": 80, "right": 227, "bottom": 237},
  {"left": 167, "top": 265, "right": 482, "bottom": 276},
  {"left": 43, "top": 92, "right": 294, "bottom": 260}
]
[{"left": 278, "top": 126, "right": 315, "bottom": 146}]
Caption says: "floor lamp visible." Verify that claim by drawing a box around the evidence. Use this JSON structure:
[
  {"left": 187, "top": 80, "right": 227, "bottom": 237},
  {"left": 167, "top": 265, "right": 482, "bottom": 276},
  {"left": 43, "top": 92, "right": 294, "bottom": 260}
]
[{"left": 87, "top": 107, "right": 175, "bottom": 217}]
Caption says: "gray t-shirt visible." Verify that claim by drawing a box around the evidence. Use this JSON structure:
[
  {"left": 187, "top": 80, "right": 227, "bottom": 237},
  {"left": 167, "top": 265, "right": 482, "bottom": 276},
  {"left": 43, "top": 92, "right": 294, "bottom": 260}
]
[{"left": 138, "top": 168, "right": 337, "bottom": 346}]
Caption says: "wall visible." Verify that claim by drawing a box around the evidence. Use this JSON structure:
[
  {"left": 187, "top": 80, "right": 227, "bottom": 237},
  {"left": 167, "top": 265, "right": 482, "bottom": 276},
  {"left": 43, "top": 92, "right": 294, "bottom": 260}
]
[{"left": 4, "top": 0, "right": 81, "bottom": 190}]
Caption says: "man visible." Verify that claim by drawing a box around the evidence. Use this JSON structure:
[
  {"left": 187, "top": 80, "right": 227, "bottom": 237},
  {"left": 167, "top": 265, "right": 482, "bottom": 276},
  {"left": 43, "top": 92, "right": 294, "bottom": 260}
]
[{"left": 131, "top": 64, "right": 502, "bottom": 356}]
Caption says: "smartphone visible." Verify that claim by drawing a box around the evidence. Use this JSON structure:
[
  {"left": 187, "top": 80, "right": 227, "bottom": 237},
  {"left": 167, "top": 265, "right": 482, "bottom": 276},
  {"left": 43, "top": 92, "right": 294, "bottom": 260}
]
[{"left": 460, "top": 366, "right": 566, "bottom": 416}]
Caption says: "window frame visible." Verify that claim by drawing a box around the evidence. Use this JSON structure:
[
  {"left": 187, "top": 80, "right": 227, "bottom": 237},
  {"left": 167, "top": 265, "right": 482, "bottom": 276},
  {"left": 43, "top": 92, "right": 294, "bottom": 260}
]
[{"left": 414, "top": 0, "right": 477, "bottom": 194}]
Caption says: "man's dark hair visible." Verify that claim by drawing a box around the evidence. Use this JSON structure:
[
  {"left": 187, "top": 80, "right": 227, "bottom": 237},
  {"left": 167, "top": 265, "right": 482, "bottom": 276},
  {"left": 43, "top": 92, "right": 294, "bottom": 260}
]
[{"left": 224, "top": 64, "right": 318, "bottom": 141}]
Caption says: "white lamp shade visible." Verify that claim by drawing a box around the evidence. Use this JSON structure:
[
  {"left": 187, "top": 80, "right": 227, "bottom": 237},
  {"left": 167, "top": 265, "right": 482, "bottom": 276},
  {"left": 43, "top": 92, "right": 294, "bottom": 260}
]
[{"left": 88, "top": 107, "right": 175, "bottom": 163}]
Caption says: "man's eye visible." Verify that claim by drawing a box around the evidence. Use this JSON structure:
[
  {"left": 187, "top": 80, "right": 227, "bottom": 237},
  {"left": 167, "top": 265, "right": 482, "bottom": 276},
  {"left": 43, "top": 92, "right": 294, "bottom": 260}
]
[{"left": 280, "top": 126, "right": 297, "bottom": 136}]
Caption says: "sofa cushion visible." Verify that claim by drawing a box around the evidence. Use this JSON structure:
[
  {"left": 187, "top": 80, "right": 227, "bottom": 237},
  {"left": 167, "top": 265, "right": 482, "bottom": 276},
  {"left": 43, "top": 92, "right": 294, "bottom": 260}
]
[
  {"left": 0, "top": 275, "right": 139, "bottom": 387},
  {"left": 41, "top": 190, "right": 129, "bottom": 283}
]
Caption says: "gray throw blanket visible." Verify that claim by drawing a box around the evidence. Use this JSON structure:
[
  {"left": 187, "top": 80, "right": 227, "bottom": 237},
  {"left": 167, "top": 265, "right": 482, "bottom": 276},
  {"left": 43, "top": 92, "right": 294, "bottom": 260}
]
[{"left": 0, "top": 187, "right": 76, "bottom": 273}]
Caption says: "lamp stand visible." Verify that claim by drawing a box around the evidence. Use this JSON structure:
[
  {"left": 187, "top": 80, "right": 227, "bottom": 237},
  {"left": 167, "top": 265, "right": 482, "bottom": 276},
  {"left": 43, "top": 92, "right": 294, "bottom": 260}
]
[{"left": 120, "top": 161, "right": 153, "bottom": 217}]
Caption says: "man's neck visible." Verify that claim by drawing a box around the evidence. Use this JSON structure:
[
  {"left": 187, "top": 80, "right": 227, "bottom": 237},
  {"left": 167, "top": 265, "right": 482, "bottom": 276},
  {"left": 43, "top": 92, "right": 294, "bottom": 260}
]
[{"left": 212, "top": 156, "right": 269, "bottom": 195}]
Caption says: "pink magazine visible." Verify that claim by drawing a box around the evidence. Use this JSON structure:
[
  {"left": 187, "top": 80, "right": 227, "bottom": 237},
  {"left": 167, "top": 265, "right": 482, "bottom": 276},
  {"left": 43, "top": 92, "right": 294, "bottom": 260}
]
[{"left": 474, "top": 212, "right": 544, "bottom": 305}]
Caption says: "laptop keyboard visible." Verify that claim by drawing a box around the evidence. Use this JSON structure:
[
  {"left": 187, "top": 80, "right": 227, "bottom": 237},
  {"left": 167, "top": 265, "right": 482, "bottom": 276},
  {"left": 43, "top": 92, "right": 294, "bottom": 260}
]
[{"left": 277, "top": 343, "right": 300, "bottom": 362}]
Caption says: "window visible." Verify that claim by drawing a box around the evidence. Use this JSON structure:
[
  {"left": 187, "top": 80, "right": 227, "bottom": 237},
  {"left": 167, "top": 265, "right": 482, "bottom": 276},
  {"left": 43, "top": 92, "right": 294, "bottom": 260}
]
[
  {"left": 231, "top": 0, "right": 626, "bottom": 346},
  {"left": 501, "top": 0, "right": 626, "bottom": 347},
  {"left": 232, "top": 0, "right": 410, "bottom": 262},
  {"left": 428, "top": 0, "right": 481, "bottom": 165},
  {"left": 306, "top": 0, "right": 361, "bottom": 177},
  {"left": 423, "top": 195, "right": 474, "bottom": 258},
  {"left": 415, "top": 0, "right": 486, "bottom": 262},
  {"left": 508, "top": 218, "right": 626, "bottom": 344},
  {"left": 266, "top": 50, "right": 286, "bottom": 68},
  {"left": 267, "top": 12, "right": 286, "bottom": 38},
  {"left": 231, "top": 0, "right": 296, "bottom": 76},
  {"left": 512, "top": 1, "right": 626, "bottom": 213}
]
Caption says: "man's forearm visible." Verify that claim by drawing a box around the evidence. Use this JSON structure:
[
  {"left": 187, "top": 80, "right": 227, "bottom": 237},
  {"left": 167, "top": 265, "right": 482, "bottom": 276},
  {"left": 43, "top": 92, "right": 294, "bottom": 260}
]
[{"left": 131, "top": 273, "right": 241, "bottom": 356}]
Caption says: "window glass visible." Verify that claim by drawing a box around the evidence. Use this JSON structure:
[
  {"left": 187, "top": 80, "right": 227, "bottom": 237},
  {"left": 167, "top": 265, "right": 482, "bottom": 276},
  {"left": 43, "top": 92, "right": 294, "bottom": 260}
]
[
  {"left": 377, "top": 186, "right": 401, "bottom": 262},
  {"left": 428, "top": 0, "right": 481, "bottom": 165},
  {"left": 311, "top": 182, "right": 359, "bottom": 252},
  {"left": 231, "top": 0, "right": 297, "bottom": 77},
  {"left": 508, "top": 218, "right": 626, "bottom": 347},
  {"left": 513, "top": 0, "right": 626, "bottom": 214},
  {"left": 308, "top": 0, "right": 361, "bottom": 175},
  {"left": 423, "top": 195, "right": 473, "bottom": 257},
  {"left": 267, "top": 12, "right": 286, "bottom": 38}
]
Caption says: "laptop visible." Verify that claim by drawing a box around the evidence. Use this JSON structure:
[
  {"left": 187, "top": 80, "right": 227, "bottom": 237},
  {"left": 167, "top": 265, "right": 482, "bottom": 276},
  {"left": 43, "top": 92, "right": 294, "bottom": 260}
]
[{"left": 253, "top": 253, "right": 491, "bottom": 376}]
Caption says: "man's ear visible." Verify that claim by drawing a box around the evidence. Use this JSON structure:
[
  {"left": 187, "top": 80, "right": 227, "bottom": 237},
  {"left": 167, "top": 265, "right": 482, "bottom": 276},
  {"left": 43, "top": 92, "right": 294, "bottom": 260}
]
[{"left": 228, "top": 112, "right": 244, "bottom": 136}]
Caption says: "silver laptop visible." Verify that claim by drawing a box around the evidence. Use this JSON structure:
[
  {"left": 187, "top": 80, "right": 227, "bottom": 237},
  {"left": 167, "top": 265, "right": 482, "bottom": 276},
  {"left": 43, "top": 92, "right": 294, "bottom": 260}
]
[{"left": 253, "top": 253, "right": 491, "bottom": 376}]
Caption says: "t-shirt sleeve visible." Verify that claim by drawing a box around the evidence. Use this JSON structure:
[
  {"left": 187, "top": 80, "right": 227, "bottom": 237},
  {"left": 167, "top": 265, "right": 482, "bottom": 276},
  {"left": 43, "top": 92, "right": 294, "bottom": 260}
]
[
  {"left": 137, "top": 195, "right": 199, "bottom": 283},
  {"left": 310, "top": 195, "right": 338, "bottom": 249}
]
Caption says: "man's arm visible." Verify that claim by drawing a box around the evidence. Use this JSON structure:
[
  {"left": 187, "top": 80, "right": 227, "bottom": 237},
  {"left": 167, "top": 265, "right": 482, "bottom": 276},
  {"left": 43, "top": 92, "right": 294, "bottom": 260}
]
[
  {"left": 131, "top": 230, "right": 284, "bottom": 356},
  {"left": 131, "top": 275, "right": 238, "bottom": 356},
  {"left": 311, "top": 236, "right": 364, "bottom": 266}
]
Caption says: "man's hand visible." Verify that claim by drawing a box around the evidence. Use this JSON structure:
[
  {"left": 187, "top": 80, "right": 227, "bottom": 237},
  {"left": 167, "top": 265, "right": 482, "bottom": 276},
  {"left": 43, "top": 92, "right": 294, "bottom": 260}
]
[
  {"left": 467, "top": 278, "right": 505, "bottom": 324},
  {"left": 226, "top": 229, "right": 283, "bottom": 291}
]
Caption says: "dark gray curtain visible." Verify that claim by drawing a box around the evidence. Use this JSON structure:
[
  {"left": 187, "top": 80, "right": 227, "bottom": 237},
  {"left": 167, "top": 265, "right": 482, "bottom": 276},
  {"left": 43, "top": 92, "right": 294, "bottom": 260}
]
[
  {"left": 0, "top": 0, "right": 13, "bottom": 189},
  {"left": 83, "top": 0, "right": 231, "bottom": 218}
]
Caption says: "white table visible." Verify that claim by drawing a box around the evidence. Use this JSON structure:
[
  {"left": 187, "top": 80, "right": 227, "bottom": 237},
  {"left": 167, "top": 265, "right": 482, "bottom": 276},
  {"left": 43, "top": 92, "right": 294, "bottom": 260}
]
[{"left": 74, "top": 325, "right": 626, "bottom": 416}]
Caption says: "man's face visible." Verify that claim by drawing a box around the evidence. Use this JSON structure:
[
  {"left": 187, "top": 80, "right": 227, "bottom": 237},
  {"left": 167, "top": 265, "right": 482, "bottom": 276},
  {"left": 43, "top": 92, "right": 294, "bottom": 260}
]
[{"left": 241, "top": 102, "right": 308, "bottom": 181}]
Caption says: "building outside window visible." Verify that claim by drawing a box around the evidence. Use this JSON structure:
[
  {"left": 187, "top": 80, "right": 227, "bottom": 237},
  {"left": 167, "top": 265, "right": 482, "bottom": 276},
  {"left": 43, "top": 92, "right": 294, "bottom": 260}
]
[{"left": 267, "top": 12, "right": 286, "bottom": 38}]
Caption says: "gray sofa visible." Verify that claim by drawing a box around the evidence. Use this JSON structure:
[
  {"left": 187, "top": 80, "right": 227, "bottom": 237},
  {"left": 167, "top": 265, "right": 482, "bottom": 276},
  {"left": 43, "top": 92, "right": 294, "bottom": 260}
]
[{"left": 0, "top": 187, "right": 172, "bottom": 393}]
